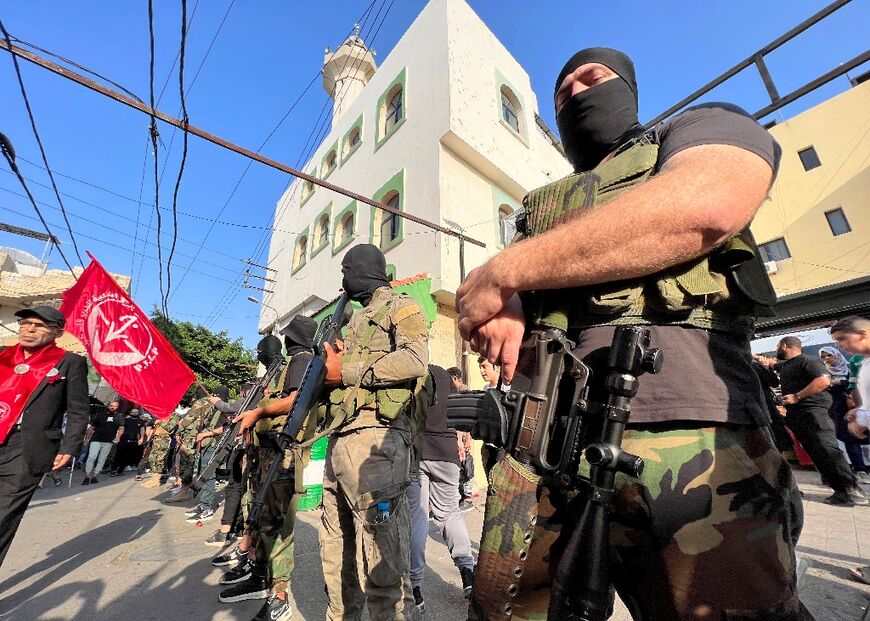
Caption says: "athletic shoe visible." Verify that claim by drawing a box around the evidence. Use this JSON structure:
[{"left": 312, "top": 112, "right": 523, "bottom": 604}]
[
  {"left": 460, "top": 566, "right": 475, "bottom": 599},
  {"left": 824, "top": 488, "right": 868, "bottom": 506},
  {"left": 186, "top": 504, "right": 208, "bottom": 517},
  {"left": 212, "top": 545, "right": 246, "bottom": 567},
  {"left": 252, "top": 593, "right": 293, "bottom": 621},
  {"left": 166, "top": 487, "right": 193, "bottom": 503},
  {"left": 218, "top": 575, "right": 269, "bottom": 603},
  {"left": 90, "top": 476, "right": 99, "bottom": 484},
  {"left": 81, "top": 478, "right": 91, "bottom": 486},
  {"left": 191, "top": 508, "right": 216, "bottom": 523},
  {"left": 412, "top": 585, "right": 425, "bottom": 613},
  {"left": 205, "top": 529, "right": 236, "bottom": 547},
  {"left": 221, "top": 559, "right": 255, "bottom": 585}
]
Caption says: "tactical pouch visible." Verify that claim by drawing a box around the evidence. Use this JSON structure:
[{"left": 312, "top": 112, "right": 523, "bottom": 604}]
[{"left": 374, "top": 384, "right": 413, "bottom": 422}]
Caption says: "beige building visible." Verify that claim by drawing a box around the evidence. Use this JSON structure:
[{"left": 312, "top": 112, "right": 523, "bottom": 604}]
[
  {"left": 0, "top": 247, "right": 131, "bottom": 353},
  {"left": 750, "top": 78, "right": 870, "bottom": 332}
]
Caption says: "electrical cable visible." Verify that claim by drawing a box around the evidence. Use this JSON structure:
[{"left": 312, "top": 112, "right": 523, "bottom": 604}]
[
  {"left": 164, "top": 0, "right": 190, "bottom": 315},
  {"left": 0, "top": 18, "right": 85, "bottom": 267},
  {"left": 146, "top": 0, "right": 167, "bottom": 315},
  {"left": 0, "top": 133, "right": 77, "bottom": 276}
]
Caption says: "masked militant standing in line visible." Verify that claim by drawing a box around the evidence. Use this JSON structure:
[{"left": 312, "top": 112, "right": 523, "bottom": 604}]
[
  {"left": 220, "top": 317, "right": 318, "bottom": 621},
  {"left": 319, "top": 244, "right": 428, "bottom": 620},
  {"left": 456, "top": 48, "right": 812, "bottom": 620},
  {"left": 167, "top": 386, "right": 215, "bottom": 504},
  {"left": 141, "top": 411, "right": 179, "bottom": 489}
]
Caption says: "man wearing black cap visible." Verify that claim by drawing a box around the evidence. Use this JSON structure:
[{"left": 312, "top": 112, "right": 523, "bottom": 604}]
[
  {"left": 0, "top": 306, "right": 88, "bottom": 567},
  {"left": 457, "top": 49, "right": 809, "bottom": 619}
]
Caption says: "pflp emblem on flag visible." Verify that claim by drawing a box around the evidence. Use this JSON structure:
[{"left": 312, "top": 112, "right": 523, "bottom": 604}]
[{"left": 60, "top": 253, "right": 195, "bottom": 418}]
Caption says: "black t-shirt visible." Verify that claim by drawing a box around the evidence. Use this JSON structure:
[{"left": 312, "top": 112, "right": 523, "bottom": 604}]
[
  {"left": 121, "top": 416, "right": 145, "bottom": 442},
  {"left": 777, "top": 354, "right": 832, "bottom": 410},
  {"left": 281, "top": 352, "right": 314, "bottom": 396},
  {"left": 91, "top": 410, "right": 122, "bottom": 443},
  {"left": 577, "top": 104, "right": 780, "bottom": 426}
]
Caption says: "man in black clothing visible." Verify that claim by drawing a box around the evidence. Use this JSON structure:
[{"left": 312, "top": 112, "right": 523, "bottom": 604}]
[
  {"left": 775, "top": 336, "right": 866, "bottom": 506},
  {"left": 111, "top": 408, "right": 146, "bottom": 475},
  {"left": 83, "top": 400, "right": 122, "bottom": 484}
]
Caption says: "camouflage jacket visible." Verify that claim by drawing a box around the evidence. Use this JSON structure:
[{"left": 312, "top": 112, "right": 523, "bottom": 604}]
[{"left": 332, "top": 286, "right": 429, "bottom": 433}]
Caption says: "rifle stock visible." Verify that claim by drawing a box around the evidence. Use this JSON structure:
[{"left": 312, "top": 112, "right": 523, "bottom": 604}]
[{"left": 247, "top": 294, "right": 350, "bottom": 526}]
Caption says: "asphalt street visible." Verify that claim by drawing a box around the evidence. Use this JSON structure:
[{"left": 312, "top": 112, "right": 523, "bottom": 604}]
[{"left": 0, "top": 467, "right": 868, "bottom": 620}]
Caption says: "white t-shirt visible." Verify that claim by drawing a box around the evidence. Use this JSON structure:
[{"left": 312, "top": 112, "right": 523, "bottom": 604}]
[{"left": 855, "top": 358, "right": 870, "bottom": 427}]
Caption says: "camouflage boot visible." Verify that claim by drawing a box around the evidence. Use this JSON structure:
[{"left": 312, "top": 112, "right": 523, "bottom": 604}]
[{"left": 141, "top": 473, "right": 162, "bottom": 489}]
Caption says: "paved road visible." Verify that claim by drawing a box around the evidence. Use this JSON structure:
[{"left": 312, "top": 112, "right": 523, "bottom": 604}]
[{"left": 0, "top": 467, "right": 868, "bottom": 620}]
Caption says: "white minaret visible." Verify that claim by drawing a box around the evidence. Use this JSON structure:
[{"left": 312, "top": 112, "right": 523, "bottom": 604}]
[{"left": 322, "top": 24, "right": 377, "bottom": 127}]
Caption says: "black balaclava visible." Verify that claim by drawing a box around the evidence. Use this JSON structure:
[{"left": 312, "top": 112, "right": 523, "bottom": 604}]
[
  {"left": 256, "top": 335, "right": 283, "bottom": 367},
  {"left": 341, "top": 244, "right": 391, "bottom": 306},
  {"left": 213, "top": 385, "right": 230, "bottom": 402},
  {"left": 280, "top": 315, "right": 317, "bottom": 354},
  {"left": 194, "top": 385, "right": 209, "bottom": 400},
  {"left": 554, "top": 47, "right": 643, "bottom": 172}
]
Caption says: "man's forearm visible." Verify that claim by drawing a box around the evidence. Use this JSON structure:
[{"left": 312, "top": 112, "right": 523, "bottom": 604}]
[
  {"left": 255, "top": 392, "right": 298, "bottom": 417},
  {"left": 797, "top": 377, "right": 831, "bottom": 400},
  {"left": 496, "top": 146, "right": 771, "bottom": 295}
]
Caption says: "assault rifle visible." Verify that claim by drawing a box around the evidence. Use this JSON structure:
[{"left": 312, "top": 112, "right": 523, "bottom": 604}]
[
  {"left": 247, "top": 293, "right": 350, "bottom": 526},
  {"left": 190, "top": 358, "right": 285, "bottom": 492},
  {"left": 447, "top": 325, "right": 662, "bottom": 621}
]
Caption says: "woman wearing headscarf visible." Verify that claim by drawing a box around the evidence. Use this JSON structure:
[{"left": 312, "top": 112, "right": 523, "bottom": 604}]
[{"left": 820, "top": 346, "right": 869, "bottom": 477}]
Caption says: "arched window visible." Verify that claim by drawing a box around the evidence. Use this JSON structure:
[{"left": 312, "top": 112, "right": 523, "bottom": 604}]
[
  {"left": 498, "top": 204, "right": 515, "bottom": 246},
  {"left": 315, "top": 214, "right": 330, "bottom": 249},
  {"left": 349, "top": 127, "right": 361, "bottom": 148},
  {"left": 323, "top": 150, "right": 337, "bottom": 176},
  {"left": 339, "top": 212, "right": 354, "bottom": 245},
  {"left": 301, "top": 179, "right": 314, "bottom": 203},
  {"left": 380, "top": 193, "right": 401, "bottom": 248},
  {"left": 385, "top": 87, "right": 403, "bottom": 133},
  {"left": 292, "top": 235, "right": 308, "bottom": 270},
  {"left": 500, "top": 87, "right": 520, "bottom": 133}
]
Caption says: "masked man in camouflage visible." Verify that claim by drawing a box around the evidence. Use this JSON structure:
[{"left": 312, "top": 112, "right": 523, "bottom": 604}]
[
  {"left": 168, "top": 386, "right": 217, "bottom": 504},
  {"left": 319, "top": 244, "right": 428, "bottom": 620},
  {"left": 218, "top": 318, "right": 317, "bottom": 621},
  {"left": 141, "top": 411, "right": 180, "bottom": 489},
  {"left": 456, "top": 48, "right": 811, "bottom": 620}
]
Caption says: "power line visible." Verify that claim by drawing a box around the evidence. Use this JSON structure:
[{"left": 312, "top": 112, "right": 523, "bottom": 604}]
[
  {"left": 1, "top": 202, "right": 241, "bottom": 286},
  {"left": 146, "top": 0, "right": 167, "bottom": 315},
  {"left": 0, "top": 134, "right": 77, "bottom": 276},
  {"left": 164, "top": 0, "right": 191, "bottom": 315},
  {"left": 0, "top": 18, "right": 84, "bottom": 267}
]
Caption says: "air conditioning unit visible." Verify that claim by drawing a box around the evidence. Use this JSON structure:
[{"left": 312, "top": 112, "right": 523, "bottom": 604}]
[{"left": 764, "top": 260, "right": 778, "bottom": 274}]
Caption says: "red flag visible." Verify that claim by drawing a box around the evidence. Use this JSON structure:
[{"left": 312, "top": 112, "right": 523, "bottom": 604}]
[{"left": 60, "top": 254, "right": 195, "bottom": 418}]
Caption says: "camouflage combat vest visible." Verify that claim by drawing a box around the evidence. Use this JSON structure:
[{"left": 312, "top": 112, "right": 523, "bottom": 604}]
[
  {"left": 519, "top": 131, "right": 776, "bottom": 336},
  {"left": 327, "top": 289, "right": 416, "bottom": 428}
]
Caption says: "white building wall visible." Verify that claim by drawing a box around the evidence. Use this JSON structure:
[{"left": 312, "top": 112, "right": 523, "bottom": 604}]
[{"left": 261, "top": 0, "right": 570, "bottom": 331}]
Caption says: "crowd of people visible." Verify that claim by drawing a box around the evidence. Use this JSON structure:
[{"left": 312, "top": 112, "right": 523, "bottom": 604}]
[{"left": 6, "top": 44, "right": 870, "bottom": 621}]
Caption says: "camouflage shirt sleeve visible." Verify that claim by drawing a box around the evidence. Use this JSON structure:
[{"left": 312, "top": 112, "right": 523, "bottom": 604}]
[{"left": 344, "top": 297, "right": 429, "bottom": 388}]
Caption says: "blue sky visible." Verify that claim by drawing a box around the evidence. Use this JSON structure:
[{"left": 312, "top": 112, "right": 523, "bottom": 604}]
[{"left": 1, "top": 0, "right": 867, "bottom": 349}]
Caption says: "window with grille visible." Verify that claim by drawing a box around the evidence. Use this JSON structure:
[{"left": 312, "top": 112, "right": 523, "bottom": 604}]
[
  {"left": 501, "top": 92, "right": 519, "bottom": 133},
  {"left": 380, "top": 194, "right": 401, "bottom": 247},
  {"left": 385, "top": 90, "right": 403, "bottom": 133}
]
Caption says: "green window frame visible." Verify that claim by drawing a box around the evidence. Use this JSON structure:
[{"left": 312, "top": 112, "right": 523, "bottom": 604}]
[
  {"left": 341, "top": 114, "right": 364, "bottom": 165},
  {"left": 332, "top": 201, "right": 358, "bottom": 256},
  {"left": 311, "top": 204, "right": 333, "bottom": 258},
  {"left": 492, "top": 186, "right": 522, "bottom": 249},
  {"left": 375, "top": 68, "right": 407, "bottom": 151},
  {"left": 300, "top": 169, "right": 317, "bottom": 207},
  {"left": 369, "top": 169, "right": 405, "bottom": 253},
  {"left": 321, "top": 141, "right": 339, "bottom": 180},
  {"left": 291, "top": 226, "right": 310, "bottom": 275}
]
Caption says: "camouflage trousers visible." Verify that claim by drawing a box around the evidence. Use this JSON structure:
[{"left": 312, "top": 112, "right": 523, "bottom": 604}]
[
  {"left": 147, "top": 435, "right": 171, "bottom": 475},
  {"left": 320, "top": 425, "right": 419, "bottom": 621},
  {"left": 251, "top": 446, "right": 298, "bottom": 595},
  {"left": 178, "top": 446, "right": 196, "bottom": 485},
  {"left": 471, "top": 424, "right": 811, "bottom": 621}
]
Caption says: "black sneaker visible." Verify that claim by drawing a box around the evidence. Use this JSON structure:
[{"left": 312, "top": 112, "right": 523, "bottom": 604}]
[
  {"left": 212, "top": 546, "right": 246, "bottom": 567},
  {"left": 460, "top": 566, "right": 475, "bottom": 599},
  {"left": 221, "top": 559, "right": 255, "bottom": 585},
  {"left": 205, "top": 529, "right": 236, "bottom": 547},
  {"left": 412, "top": 585, "right": 425, "bottom": 613},
  {"left": 252, "top": 593, "right": 293, "bottom": 621},
  {"left": 81, "top": 478, "right": 91, "bottom": 486},
  {"left": 185, "top": 503, "right": 207, "bottom": 517},
  {"left": 90, "top": 476, "right": 99, "bottom": 484},
  {"left": 218, "top": 575, "right": 269, "bottom": 603},
  {"left": 824, "top": 491, "right": 856, "bottom": 506}
]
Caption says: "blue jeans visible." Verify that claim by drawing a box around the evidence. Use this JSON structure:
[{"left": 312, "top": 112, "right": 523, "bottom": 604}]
[
  {"left": 197, "top": 445, "right": 217, "bottom": 509},
  {"left": 85, "top": 441, "right": 113, "bottom": 476}
]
